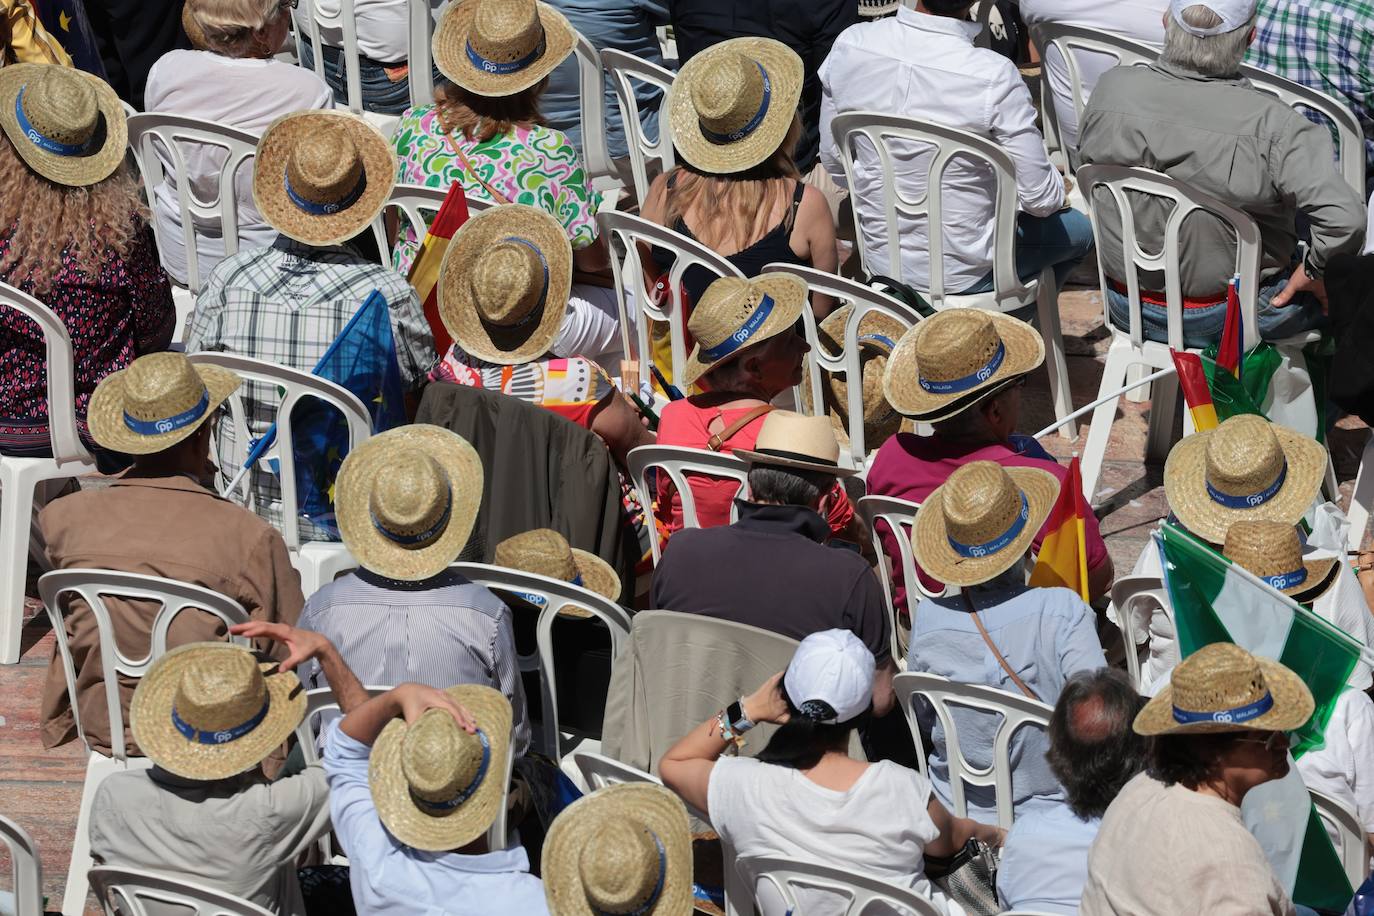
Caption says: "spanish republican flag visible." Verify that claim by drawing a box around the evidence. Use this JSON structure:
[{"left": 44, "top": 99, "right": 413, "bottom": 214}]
[
  {"left": 405, "top": 183, "right": 471, "bottom": 355},
  {"left": 1170, "top": 350, "right": 1220, "bottom": 431},
  {"left": 1029, "top": 456, "right": 1091, "bottom": 601}
]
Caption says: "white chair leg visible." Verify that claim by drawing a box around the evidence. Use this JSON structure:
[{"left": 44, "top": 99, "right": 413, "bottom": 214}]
[
  {"left": 1035, "top": 269, "right": 1076, "bottom": 440},
  {"left": 1145, "top": 370, "right": 1179, "bottom": 465},
  {"left": 0, "top": 463, "right": 37, "bottom": 665},
  {"left": 1081, "top": 343, "right": 1131, "bottom": 506},
  {"left": 1348, "top": 433, "right": 1374, "bottom": 552},
  {"left": 1124, "top": 363, "right": 1151, "bottom": 404}
]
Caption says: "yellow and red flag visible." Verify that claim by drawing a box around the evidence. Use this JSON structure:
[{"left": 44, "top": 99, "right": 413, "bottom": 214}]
[
  {"left": 1028, "top": 456, "right": 1091, "bottom": 601},
  {"left": 406, "top": 183, "right": 471, "bottom": 355},
  {"left": 1170, "top": 349, "right": 1219, "bottom": 431}
]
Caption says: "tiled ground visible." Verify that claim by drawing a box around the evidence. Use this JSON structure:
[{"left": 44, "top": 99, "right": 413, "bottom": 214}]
[{"left": 0, "top": 287, "right": 1367, "bottom": 914}]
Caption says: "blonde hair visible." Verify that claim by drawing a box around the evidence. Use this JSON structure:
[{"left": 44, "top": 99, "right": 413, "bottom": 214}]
[
  {"left": 0, "top": 133, "right": 146, "bottom": 295},
  {"left": 185, "top": 0, "right": 284, "bottom": 58},
  {"left": 434, "top": 78, "right": 548, "bottom": 143}
]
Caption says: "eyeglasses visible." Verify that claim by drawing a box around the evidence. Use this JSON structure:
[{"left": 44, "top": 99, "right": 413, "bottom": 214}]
[{"left": 1233, "top": 731, "right": 1289, "bottom": 752}]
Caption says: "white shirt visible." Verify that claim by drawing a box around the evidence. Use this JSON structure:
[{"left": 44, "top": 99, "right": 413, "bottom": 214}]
[
  {"left": 1296, "top": 688, "right": 1374, "bottom": 837},
  {"left": 1015, "top": 0, "right": 1166, "bottom": 149},
  {"left": 818, "top": 8, "right": 1064, "bottom": 293},
  {"left": 997, "top": 803, "right": 1100, "bottom": 914},
  {"left": 311, "top": 0, "right": 444, "bottom": 63},
  {"left": 707, "top": 756, "right": 958, "bottom": 915},
  {"left": 143, "top": 51, "right": 333, "bottom": 287}
]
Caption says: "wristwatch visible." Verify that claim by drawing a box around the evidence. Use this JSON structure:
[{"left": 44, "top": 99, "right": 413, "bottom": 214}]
[
  {"left": 1303, "top": 256, "right": 1321, "bottom": 281},
  {"left": 725, "top": 699, "right": 756, "bottom": 734}
]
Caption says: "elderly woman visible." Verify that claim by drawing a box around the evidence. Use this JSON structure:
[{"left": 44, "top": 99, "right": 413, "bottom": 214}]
[
  {"left": 1081, "top": 642, "right": 1312, "bottom": 915},
  {"left": 144, "top": 0, "right": 333, "bottom": 285},
  {"left": 660, "top": 629, "right": 1002, "bottom": 916}
]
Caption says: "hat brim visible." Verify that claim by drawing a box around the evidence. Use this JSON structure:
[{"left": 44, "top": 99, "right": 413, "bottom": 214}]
[
  {"left": 682, "top": 274, "right": 808, "bottom": 388},
  {"left": 1163, "top": 425, "right": 1328, "bottom": 545},
  {"left": 433, "top": 1, "right": 576, "bottom": 97},
  {"left": 86, "top": 363, "right": 242, "bottom": 455},
  {"left": 912, "top": 466, "right": 1059, "bottom": 586},
  {"left": 0, "top": 65, "right": 127, "bottom": 188},
  {"left": 335, "top": 426, "right": 484, "bottom": 581},
  {"left": 1134, "top": 656, "right": 1315, "bottom": 736},
  {"left": 543, "top": 783, "right": 694, "bottom": 916},
  {"left": 1283, "top": 556, "right": 1340, "bottom": 603},
  {"left": 804, "top": 307, "right": 907, "bottom": 452},
  {"left": 439, "top": 205, "right": 573, "bottom": 365},
  {"left": 733, "top": 447, "right": 859, "bottom": 478},
  {"left": 130, "top": 643, "right": 306, "bottom": 780},
  {"left": 668, "top": 37, "right": 804, "bottom": 175},
  {"left": 252, "top": 110, "right": 396, "bottom": 247},
  {"left": 369, "top": 684, "right": 512, "bottom": 851}
]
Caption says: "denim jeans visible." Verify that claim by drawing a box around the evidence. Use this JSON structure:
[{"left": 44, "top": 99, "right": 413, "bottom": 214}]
[
  {"left": 961, "top": 208, "right": 1095, "bottom": 295},
  {"left": 298, "top": 38, "right": 443, "bottom": 115}
]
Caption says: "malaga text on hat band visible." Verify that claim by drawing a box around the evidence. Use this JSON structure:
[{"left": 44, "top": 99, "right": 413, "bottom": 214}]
[
  {"left": 465, "top": 32, "right": 547, "bottom": 75},
  {"left": 371, "top": 486, "right": 453, "bottom": 547},
  {"left": 859, "top": 333, "right": 896, "bottom": 351},
  {"left": 1171, "top": 690, "right": 1274, "bottom": 725},
  {"left": 410, "top": 727, "right": 491, "bottom": 812},
  {"left": 1261, "top": 567, "right": 1307, "bottom": 591},
  {"left": 699, "top": 293, "right": 776, "bottom": 361},
  {"left": 14, "top": 86, "right": 96, "bottom": 157},
  {"left": 494, "top": 236, "right": 550, "bottom": 330},
  {"left": 1206, "top": 460, "right": 1287, "bottom": 509},
  {"left": 283, "top": 169, "right": 368, "bottom": 216},
  {"left": 947, "top": 491, "right": 1029, "bottom": 559},
  {"left": 592, "top": 832, "right": 668, "bottom": 916},
  {"left": 171, "top": 696, "right": 270, "bottom": 745},
  {"left": 700, "top": 62, "right": 772, "bottom": 145},
  {"left": 919, "top": 341, "right": 1006, "bottom": 394},
  {"left": 123, "top": 389, "right": 210, "bottom": 436},
  {"left": 509, "top": 575, "right": 583, "bottom": 608}
]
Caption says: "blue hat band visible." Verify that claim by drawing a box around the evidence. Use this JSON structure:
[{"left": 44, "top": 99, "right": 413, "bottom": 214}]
[
  {"left": 465, "top": 33, "right": 547, "bottom": 75},
  {"left": 919, "top": 341, "right": 1006, "bottom": 394},
  {"left": 1172, "top": 691, "right": 1274, "bottom": 725},
  {"left": 409, "top": 728, "right": 491, "bottom": 811},
  {"left": 1206, "top": 461, "right": 1287, "bottom": 510},
  {"left": 123, "top": 389, "right": 211, "bottom": 436},
  {"left": 371, "top": 487, "right": 453, "bottom": 547},
  {"left": 14, "top": 86, "right": 96, "bottom": 157},
  {"left": 947, "top": 491, "right": 1029, "bottom": 559},
  {"left": 171, "top": 696, "right": 270, "bottom": 745},
  {"left": 699, "top": 293, "right": 777, "bottom": 362},
  {"left": 701, "top": 62, "right": 772, "bottom": 145},
  {"left": 1261, "top": 567, "right": 1307, "bottom": 591},
  {"left": 283, "top": 169, "right": 367, "bottom": 216},
  {"left": 592, "top": 832, "right": 667, "bottom": 916},
  {"left": 859, "top": 333, "right": 896, "bottom": 351}
]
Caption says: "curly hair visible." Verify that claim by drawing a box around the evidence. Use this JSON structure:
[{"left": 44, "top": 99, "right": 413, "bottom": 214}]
[
  {"left": 1150, "top": 732, "right": 1241, "bottom": 788},
  {"left": 0, "top": 132, "right": 146, "bottom": 296}
]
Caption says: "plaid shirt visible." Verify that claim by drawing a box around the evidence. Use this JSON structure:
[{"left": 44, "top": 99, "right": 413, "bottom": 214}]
[
  {"left": 187, "top": 236, "right": 436, "bottom": 541},
  {"left": 1249, "top": 0, "right": 1374, "bottom": 175}
]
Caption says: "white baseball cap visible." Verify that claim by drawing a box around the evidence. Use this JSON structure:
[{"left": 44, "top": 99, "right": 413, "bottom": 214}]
[
  {"left": 1169, "top": 0, "right": 1256, "bottom": 36},
  {"left": 783, "top": 630, "right": 876, "bottom": 725}
]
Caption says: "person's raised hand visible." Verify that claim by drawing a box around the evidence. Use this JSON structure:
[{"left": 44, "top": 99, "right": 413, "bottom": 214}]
[
  {"left": 392, "top": 683, "right": 477, "bottom": 733},
  {"left": 228, "top": 621, "right": 331, "bottom": 672},
  {"left": 743, "top": 671, "right": 791, "bottom": 725},
  {"left": 1269, "top": 261, "right": 1327, "bottom": 310}
]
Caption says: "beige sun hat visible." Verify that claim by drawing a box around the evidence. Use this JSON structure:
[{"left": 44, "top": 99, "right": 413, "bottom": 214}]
[
  {"left": 334, "top": 426, "right": 484, "bottom": 582},
  {"left": 130, "top": 642, "right": 306, "bottom": 781},
  {"left": 734, "top": 409, "right": 860, "bottom": 478},
  {"left": 439, "top": 204, "right": 573, "bottom": 365},
  {"left": 913, "top": 460, "right": 1059, "bottom": 587},
  {"left": 0, "top": 63, "right": 127, "bottom": 187},
  {"left": 669, "top": 37, "right": 803, "bottom": 175},
  {"left": 801, "top": 306, "right": 908, "bottom": 452},
  {"left": 87, "top": 352, "right": 242, "bottom": 455},
  {"left": 369, "top": 684, "right": 511, "bottom": 851},
  {"left": 493, "top": 528, "right": 621, "bottom": 619},
  {"left": 543, "top": 783, "right": 693, "bottom": 916},
  {"left": 882, "top": 309, "right": 1044, "bottom": 422},
  {"left": 1163, "top": 414, "right": 1327, "bottom": 545},
  {"left": 682, "top": 274, "right": 808, "bottom": 387},
  {"left": 251, "top": 110, "right": 395, "bottom": 247},
  {"left": 1222, "top": 520, "right": 1339, "bottom": 605},
  {"left": 1135, "top": 641, "right": 1314, "bottom": 736},
  {"left": 433, "top": 0, "right": 576, "bottom": 97}
]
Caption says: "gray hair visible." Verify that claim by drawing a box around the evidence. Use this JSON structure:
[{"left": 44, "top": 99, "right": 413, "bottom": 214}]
[
  {"left": 747, "top": 465, "right": 833, "bottom": 508},
  {"left": 1161, "top": 5, "right": 1256, "bottom": 77}
]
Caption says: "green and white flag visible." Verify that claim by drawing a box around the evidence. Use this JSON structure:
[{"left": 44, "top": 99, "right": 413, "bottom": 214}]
[{"left": 1157, "top": 522, "right": 1367, "bottom": 911}]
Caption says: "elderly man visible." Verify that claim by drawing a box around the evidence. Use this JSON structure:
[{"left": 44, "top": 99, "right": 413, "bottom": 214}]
[{"left": 1079, "top": 0, "right": 1367, "bottom": 348}]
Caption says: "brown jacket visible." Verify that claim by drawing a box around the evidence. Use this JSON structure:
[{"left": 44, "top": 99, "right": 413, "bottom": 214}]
[{"left": 39, "top": 472, "right": 304, "bottom": 755}]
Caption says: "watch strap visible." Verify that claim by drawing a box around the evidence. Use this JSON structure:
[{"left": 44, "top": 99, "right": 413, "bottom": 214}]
[{"left": 726, "top": 699, "right": 755, "bottom": 733}]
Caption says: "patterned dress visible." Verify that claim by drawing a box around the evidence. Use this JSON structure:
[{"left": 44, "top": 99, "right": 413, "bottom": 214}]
[
  {"left": 390, "top": 107, "right": 603, "bottom": 274},
  {"left": 429, "top": 349, "right": 615, "bottom": 428}
]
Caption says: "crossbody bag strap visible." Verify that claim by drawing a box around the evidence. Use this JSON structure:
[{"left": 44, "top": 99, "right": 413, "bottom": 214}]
[
  {"left": 706, "top": 404, "right": 774, "bottom": 451},
  {"left": 963, "top": 591, "right": 1039, "bottom": 701},
  {"left": 444, "top": 128, "right": 514, "bottom": 206}
]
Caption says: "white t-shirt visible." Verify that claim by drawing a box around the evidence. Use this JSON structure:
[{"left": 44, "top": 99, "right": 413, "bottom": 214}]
[
  {"left": 143, "top": 51, "right": 334, "bottom": 286},
  {"left": 1297, "top": 688, "right": 1374, "bottom": 836},
  {"left": 707, "top": 756, "right": 957, "bottom": 915},
  {"left": 310, "top": 0, "right": 444, "bottom": 63}
]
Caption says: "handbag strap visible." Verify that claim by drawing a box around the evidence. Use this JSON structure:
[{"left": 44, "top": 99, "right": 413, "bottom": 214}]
[
  {"left": 963, "top": 592, "right": 1039, "bottom": 701},
  {"left": 707, "top": 404, "right": 774, "bottom": 451},
  {"left": 444, "top": 128, "right": 514, "bottom": 206}
]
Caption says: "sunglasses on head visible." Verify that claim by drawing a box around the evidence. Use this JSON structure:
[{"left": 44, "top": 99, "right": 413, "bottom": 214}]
[{"left": 1233, "top": 731, "right": 1289, "bottom": 752}]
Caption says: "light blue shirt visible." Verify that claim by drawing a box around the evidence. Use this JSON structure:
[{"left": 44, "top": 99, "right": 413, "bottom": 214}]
[
  {"left": 322, "top": 723, "right": 550, "bottom": 916},
  {"left": 996, "top": 803, "right": 1100, "bottom": 914},
  {"left": 907, "top": 583, "right": 1106, "bottom": 823}
]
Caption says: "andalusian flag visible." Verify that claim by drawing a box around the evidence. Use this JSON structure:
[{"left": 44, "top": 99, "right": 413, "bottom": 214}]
[
  {"left": 405, "top": 184, "right": 471, "bottom": 355},
  {"left": 1028, "top": 457, "right": 1090, "bottom": 601},
  {"left": 1170, "top": 350, "right": 1219, "bottom": 431}
]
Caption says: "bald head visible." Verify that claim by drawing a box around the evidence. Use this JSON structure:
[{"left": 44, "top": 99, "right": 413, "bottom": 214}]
[{"left": 1047, "top": 668, "right": 1150, "bottom": 819}]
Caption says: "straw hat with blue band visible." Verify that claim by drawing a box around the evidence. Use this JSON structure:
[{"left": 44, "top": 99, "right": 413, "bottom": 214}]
[
  {"left": 1134, "top": 641, "right": 1313, "bottom": 736},
  {"left": 493, "top": 528, "right": 621, "bottom": 619},
  {"left": 130, "top": 642, "right": 306, "bottom": 781},
  {"left": 369, "top": 684, "right": 513, "bottom": 851},
  {"left": 681, "top": 274, "right": 809, "bottom": 387},
  {"left": 87, "top": 352, "right": 242, "bottom": 455},
  {"left": 0, "top": 64, "right": 126, "bottom": 188},
  {"left": 1222, "top": 520, "right": 1339, "bottom": 605},
  {"left": 802, "top": 306, "right": 909, "bottom": 452},
  {"left": 668, "top": 37, "right": 804, "bottom": 175},
  {"left": 432, "top": 0, "right": 575, "bottom": 98}
]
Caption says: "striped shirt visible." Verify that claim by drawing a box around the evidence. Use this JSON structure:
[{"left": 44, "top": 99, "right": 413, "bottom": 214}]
[{"left": 297, "top": 568, "right": 530, "bottom": 755}]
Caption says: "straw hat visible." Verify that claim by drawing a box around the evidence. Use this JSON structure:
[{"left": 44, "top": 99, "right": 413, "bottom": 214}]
[
  {"left": 682, "top": 274, "right": 808, "bottom": 387},
  {"left": 87, "top": 352, "right": 242, "bottom": 455},
  {"left": 433, "top": 0, "right": 576, "bottom": 97},
  {"left": 668, "top": 37, "right": 804, "bottom": 175},
  {"left": 882, "top": 309, "right": 1044, "bottom": 421},
  {"left": 334, "top": 426, "right": 484, "bottom": 582},
  {"left": 1163, "top": 415, "right": 1326, "bottom": 545},
  {"left": 369, "top": 684, "right": 512, "bottom": 851},
  {"left": 1135, "top": 642, "right": 1314, "bottom": 736},
  {"left": 251, "top": 110, "right": 395, "bottom": 246},
  {"left": 130, "top": 642, "right": 306, "bottom": 781},
  {"left": 913, "top": 460, "right": 1059, "bottom": 586},
  {"left": 800, "top": 306, "right": 908, "bottom": 452},
  {"left": 439, "top": 204, "right": 572, "bottom": 365},
  {"left": 1222, "top": 520, "right": 1339, "bottom": 604},
  {"left": 493, "top": 528, "right": 621, "bottom": 619},
  {"left": 543, "top": 783, "right": 693, "bottom": 916},
  {"left": 0, "top": 63, "right": 127, "bottom": 187},
  {"left": 734, "top": 409, "right": 859, "bottom": 478},
  {"left": 181, "top": 1, "right": 211, "bottom": 50}
]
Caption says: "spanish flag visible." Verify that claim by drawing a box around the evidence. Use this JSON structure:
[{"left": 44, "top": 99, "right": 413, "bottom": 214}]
[
  {"left": 1028, "top": 456, "right": 1091, "bottom": 601},
  {"left": 1170, "top": 350, "right": 1219, "bottom": 431},
  {"left": 405, "top": 183, "right": 471, "bottom": 355}
]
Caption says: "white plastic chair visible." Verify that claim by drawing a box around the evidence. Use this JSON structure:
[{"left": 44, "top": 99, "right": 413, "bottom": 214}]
[
  {"left": 366, "top": 182, "right": 498, "bottom": 270},
  {"left": 0, "top": 816, "right": 43, "bottom": 916},
  {"left": 1311, "top": 787, "right": 1372, "bottom": 888},
  {"left": 856, "top": 495, "right": 947, "bottom": 669},
  {"left": 0, "top": 283, "right": 99, "bottom": 666},
  {"left": 39, "top": 570, "right": 251, "bottom": 916},
  {"left": 601, "top": 49, "right": 675, "bottom": 206},
  {"left": 187, "top": 352, "right": 371, "bottom": 598},
  {"left": 88, "top": 867, "right": 273, "bottom": 916},
  {"left": 893, "top": 672, "right": 1053, "bottom": 829},
  {"left": 737, "top": 855, "right": 943, "bottom": 916},
  {"left": 829, "top": 112, "right": 1076, "bottom": 440},
  {"left": 626, "top": 445, "right": 751, "bottom": 564},
  {"left": 1108, "top": 574, "right": 1168, "bottom": 692},
  {"left": 570, "top": 30, "right": 624, "bottom": 205},
  {"left": 1238, "top": 64, "right": 1367, "bottom": 197}
]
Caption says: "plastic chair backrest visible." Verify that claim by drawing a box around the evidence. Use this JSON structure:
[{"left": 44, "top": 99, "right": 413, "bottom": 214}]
[
  {"left": 1108, "top": 574, "right": 1167, "bottom": 691},
  {"left": 600, "top": 49, "right": 675, "bottom": 204},
  {"left": 89, "top": 866, "right": 274, "bottom": 916},
  {"left": 573, "top": 750, "right": 662, "bottom": 791},
  {"left": 1238, "top": 64, "right": 1367, "bottom": 196},
  {"left": 829, "top": 111, "right": 1033, "bottom": 311},
  {"left": 186, "top": 352, "right": 373, "bottom": 550},
  {"left": 856, "top": 495, "right": 943, "bottom": 666},
  {"left": 0, "top": 816, "right": 42, "bottom": 916},
  {"left": 126, "top": 113, "right": 259, "bottom": 295},
  {"left": 626, "top": 445, "right": 751, "bottom": 564},
  {"left": 598, "top": 210, "right": 744, "bottom": 393},
  {"left": 0, "top": 281, "right": 95, "bottom": 466},
  {"left": 293, "top": 0, "right": 435, "bottom": 113},
  {"left": 893, "top": 672, "right": 1053, "bottom": 828},
  {"left": 37, "top": 570, "right": 250, "bottom": 763},
  {"left": 366, "top": 183, "right": 497, "bottom": 269},
  {"left": 572, "top": 29, "right": 618, "bottom": 190},
  {"left": 1311, "top": 788, "right": 1371, "bottom": 888},
  {"left": 737, "top": 855, "right": 943, "bottom": 916},
  {"left": 1076, "top": 164, "right": 1262, "bottom": 352}
]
